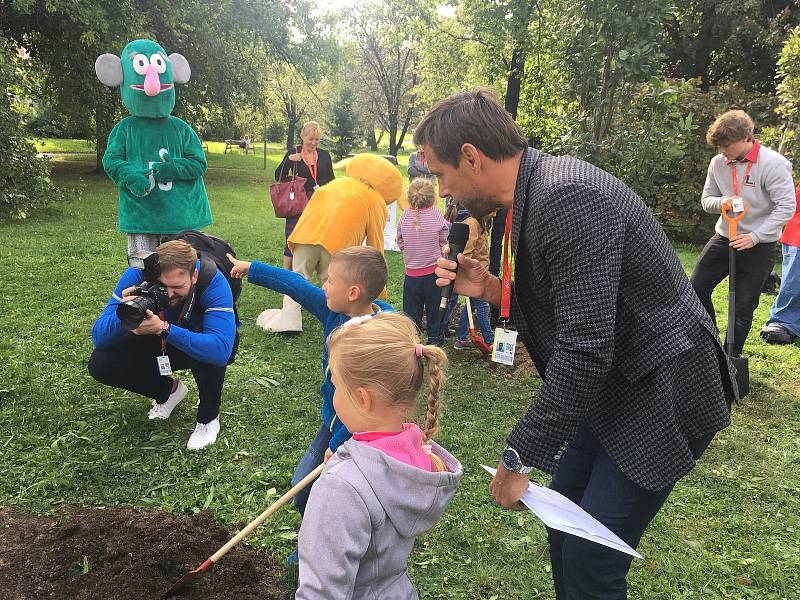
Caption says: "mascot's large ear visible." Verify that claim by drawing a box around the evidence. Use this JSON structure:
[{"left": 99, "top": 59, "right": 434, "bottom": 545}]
[
  {"left": 169, "top": 53, "right": 191, "bottom": 84},
  {"left": 95, "top": 53, "right": 123, "bottom": 87}
]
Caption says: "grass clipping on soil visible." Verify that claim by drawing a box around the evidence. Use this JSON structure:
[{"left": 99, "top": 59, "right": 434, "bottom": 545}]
[{"left": 0, "top": 505, "right": 288, "bottom": 599}]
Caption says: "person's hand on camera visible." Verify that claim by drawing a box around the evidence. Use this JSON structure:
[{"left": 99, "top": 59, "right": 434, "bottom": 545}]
[
  {"left": 152, "top": 152, "right": 179, "bottom": 183},
  {"left": 435, "top": 245, "right": 491, "bottom": 299},
  {"left": 120, "top": 285, "right": 140, "bottom": 304},
  {"left": 227, "top": 253, "right": 251, "bottom": 279},
  {"left": 131, "top": 309, "right": 164, "bottom": 336}
]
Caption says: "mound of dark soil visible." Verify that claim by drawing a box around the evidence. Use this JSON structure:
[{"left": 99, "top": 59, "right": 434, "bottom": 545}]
[{"left": 0, "top": 505, "right": 289, "bottom": 600}]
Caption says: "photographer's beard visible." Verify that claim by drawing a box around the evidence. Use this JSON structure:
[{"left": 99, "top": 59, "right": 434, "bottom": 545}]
[{"left": 159, "top": 268, "right": 198, "bottom": 310}]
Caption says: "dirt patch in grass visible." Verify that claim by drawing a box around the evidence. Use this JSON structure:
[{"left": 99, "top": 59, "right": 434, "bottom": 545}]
[{"left": 0, "top": 505, "right": 289, "bottom": 600}]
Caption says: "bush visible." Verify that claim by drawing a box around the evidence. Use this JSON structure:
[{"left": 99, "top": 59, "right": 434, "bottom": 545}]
[
  {"left": 549, "top": 78, "right": 778, "bottom": 242},
  {"left": 0, "top": 37, "right": 64, "bottom": 219}
]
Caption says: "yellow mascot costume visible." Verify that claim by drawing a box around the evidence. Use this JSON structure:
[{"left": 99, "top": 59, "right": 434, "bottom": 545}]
[{"left": 257, "top": 154, "right": 403, "bottom": 332}]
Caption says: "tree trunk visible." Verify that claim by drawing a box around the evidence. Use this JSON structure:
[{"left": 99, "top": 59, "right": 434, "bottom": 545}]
[
  {"left": 504, "top": 47, "right": 525, "bottom": 120},
  {"left": 286, "top": 101, "right": 297, "bottom": 152},
  {"left": 388, "top": 120, "right": 398, "bottom": 157},
  {"left": 367, "top": 127, "right": 378, "bottom": 151},
  {"left": 94, "top": 91, "right": 115, "bottom": 174}
]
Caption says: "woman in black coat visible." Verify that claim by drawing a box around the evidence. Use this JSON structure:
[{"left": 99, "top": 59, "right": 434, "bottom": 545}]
[{"left": 274, "top": 121, "right": 335, "bottom": 269}]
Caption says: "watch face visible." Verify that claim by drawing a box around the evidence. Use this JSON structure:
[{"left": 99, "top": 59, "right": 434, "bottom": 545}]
[{"left": 502, "top": 448, "right": 519, "bottom": 471}]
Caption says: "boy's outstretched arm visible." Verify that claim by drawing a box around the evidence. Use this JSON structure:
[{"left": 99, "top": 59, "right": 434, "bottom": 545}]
[{"left": 227, "top": 254, "right": 329, "bottom": 321}]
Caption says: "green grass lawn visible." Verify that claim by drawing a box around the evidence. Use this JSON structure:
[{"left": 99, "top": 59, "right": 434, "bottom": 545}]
[{"left": 1, "top": 147, "right": 799, "bottom": 599}]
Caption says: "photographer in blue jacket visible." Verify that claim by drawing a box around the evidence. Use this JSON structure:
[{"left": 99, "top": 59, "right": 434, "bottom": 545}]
[{"left": 88, "top": 239, "right": 237, "bottom": 450}]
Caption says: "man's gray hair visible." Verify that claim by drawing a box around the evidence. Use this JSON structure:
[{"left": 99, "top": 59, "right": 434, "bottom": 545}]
[{"left": 413, "top": 88, "right": 528, "bottom": 167}]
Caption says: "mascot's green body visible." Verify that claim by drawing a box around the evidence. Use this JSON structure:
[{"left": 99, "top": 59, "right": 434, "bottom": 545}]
[{"left": 96, "top": 39, "right": 211, "bottom": 244}]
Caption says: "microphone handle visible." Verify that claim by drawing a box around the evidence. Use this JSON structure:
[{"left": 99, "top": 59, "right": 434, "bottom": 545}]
[{"left": 438, "top": 242, "right": 467, "bottom": 326}]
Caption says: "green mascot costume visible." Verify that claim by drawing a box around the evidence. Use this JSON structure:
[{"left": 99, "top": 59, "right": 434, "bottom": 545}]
[{"left": 95, "top": 39, "right": 212, "bottom": 255}]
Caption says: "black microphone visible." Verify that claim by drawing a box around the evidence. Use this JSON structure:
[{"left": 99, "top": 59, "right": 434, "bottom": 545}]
[{"left": 438, "top": 221, "right": 470, "bottom": 329}]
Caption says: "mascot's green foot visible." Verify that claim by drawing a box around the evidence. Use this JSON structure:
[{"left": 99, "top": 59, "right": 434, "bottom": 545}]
[{"left": 256, "top": 296, "right": 303, "bottom": 333}]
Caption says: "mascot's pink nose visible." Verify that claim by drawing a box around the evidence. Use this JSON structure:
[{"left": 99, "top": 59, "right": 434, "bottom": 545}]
[{"left": 143, "top": 64, "right": 161, "bottom": 96}]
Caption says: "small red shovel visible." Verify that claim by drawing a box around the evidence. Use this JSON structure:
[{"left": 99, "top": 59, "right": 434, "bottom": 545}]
[
  {"left": 464, "top": 296, "right": 492, "bottom": 355},
  {"left": 161, "top": 462, "right": 324, "bottom": 598}
]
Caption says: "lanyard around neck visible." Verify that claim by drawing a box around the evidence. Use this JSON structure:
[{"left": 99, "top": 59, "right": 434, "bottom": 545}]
[
  {"left": 730, "top": 160, "right": 754, "bottom": 197},
  {"left": 500, "top": 207, "right": 514, "bottom": 323},
  {"left": 302, "top": 148, "right": 318, "bottom": 183}
]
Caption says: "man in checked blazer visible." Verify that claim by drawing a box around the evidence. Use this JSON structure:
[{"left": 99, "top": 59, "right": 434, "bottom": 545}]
[{"left": 418, "top": 89, "right": 737, "bottom": 599}]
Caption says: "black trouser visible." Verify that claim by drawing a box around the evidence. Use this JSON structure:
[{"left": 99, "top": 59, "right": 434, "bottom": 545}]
[
  {"left": 690, "top": 233, "right": 776, "bottom": 356},
  {"left": 548, "top": 426, "right": 715, "bottom": 599},
  {"left": 88, "top": 334, "right": 233, "bottom": 424}
]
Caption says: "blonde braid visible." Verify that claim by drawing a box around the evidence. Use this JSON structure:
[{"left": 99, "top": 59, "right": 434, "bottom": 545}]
[{"left": 420, "top": 345, "right": 447, "bottom": 443}]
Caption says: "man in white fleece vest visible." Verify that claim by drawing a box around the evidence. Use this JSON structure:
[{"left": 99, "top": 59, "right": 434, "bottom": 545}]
[{"left": 691, "top": 110, "right": 796, "bottom": 356}]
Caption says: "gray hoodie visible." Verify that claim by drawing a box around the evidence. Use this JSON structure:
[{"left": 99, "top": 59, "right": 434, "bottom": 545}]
[{"left": 296, "top": 438, "right": 463, "bottom": 600}]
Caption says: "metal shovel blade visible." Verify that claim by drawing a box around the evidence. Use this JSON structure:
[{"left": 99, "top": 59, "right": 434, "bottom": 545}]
[
  {"left": 731, "top": 355, "right": 750, "bottom": 398},
  {"left": 161, "top": 559, "right": 215, "bottom": 599}
]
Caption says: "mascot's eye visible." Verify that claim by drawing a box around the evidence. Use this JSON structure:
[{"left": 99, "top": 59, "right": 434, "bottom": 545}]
[
  {"left": 132, "top": 54, "right": 149, "bottom": 75},
  {"left": 150, "top": 54, "right": 167, "bottom": 74}
]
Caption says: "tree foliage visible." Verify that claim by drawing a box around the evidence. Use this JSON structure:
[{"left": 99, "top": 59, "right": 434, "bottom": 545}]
[
  {"left": 0, "top": 36, "right": 64, "bottom": 219},
  {"left": 328, "top": 86, "right": 359, "bottom": 160}
]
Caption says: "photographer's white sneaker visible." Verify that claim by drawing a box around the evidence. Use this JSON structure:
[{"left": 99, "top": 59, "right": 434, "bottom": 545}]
[
  {"left": 148, "top": 378, "right": 188, "bottom": 420},
  {"left": 187, "top": 418, "right": 220, "bottom": 450}
]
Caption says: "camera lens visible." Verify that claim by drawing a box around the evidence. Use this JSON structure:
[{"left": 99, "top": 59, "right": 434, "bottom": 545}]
[{"left": 116, "top": 295, "right": 157, "bottom": 331}]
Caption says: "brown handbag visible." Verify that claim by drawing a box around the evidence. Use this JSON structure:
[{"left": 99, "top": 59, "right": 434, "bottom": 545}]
[{"left": 269, "top": 152, "right": 309, "bottom": 218}]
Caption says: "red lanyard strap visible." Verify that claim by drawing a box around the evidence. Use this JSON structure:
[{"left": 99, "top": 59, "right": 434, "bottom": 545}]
[
  {"left": 730, "top": 160, "right": 753, "bottom": 197},
  {"left": 500, "top": 208, "right": 514, "bottom": 322},
  {"left": 302, "top": 148, "right": 318, "bottom": 184}
]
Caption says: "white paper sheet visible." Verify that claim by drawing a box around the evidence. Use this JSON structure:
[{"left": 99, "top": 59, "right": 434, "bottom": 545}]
[{"left": 481, "top": 465, "right": 643, "bottom": 559}]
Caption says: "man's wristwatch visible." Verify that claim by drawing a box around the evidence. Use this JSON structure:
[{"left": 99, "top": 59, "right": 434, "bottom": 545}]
[
  {"left": 502, "top": 446, "right": 533, "bottom": 474},
  {"left": 160, "top": 321, "right": 170, "bottom": 339}
]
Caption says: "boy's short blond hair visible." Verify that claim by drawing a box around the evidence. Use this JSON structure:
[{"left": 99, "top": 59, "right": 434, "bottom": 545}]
[
  {"left": 330, "top": 246, "right": 388, "bottom": 301},
  {"left": 155, "top": 240, "right": 197, "bottom": 275},
  {"left": 706, "top": 110, "right": 755, "bottom": 147}
]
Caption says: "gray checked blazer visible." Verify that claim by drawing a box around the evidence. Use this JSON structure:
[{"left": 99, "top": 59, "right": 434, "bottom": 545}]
[{"left": 506, "top": 148, "right": 736, "bottom": 491}]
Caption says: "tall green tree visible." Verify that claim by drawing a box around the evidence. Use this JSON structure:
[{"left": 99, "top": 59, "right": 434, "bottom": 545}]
[
  {"left": 662, "top": 0, "right": 797, "bottom": 93},
  {"left": 328, "top": 86, "right": 360, "bottom": 160},
  {"left": 347, "top": 1, "right": 422, "bottom": 156},
  {"left": 1, "top": 0, "right": 323, "bottom": 167}
]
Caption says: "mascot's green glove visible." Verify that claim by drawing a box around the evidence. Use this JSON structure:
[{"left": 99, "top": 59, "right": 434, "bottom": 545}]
[
  {"left": 122, "top": 168, "right": 152, "bottom": 197},
  {"left": 152, "top": 152, "right": 179, "bottom": 183}
]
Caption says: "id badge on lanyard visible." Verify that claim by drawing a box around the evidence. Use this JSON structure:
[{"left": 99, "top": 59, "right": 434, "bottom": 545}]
[
  {"left": 156, "top": 311, "right": 172, "bottom": 376},
  {"left": 492, "top": 208, "right": 518, "bottom": 365},
  {"left": 730, "top": 160, "right": 752, "bottom": 214}
]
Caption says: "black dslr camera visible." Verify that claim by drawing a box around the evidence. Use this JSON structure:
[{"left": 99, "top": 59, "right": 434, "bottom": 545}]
[{"left": 116, "top": 251, "right": 169, "bottom": 331}]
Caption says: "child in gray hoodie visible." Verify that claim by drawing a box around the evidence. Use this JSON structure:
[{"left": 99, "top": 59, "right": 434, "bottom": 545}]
[{"left": 296, "top": 312, "right": 463, "bottom": 599}]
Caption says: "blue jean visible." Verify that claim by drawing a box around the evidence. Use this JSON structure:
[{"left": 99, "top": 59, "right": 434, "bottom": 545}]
[
  {"left": 291, "top": 425, "right": 332, "bottom": 516},
  {"left": 442, "top": 294, "right": 459, "bottom": 334},
  {"left": 767, "top": 244, "right": 800, "bottom": 336},
  {"left": 547, "top": 426, "right": 715, "bottom": 599},
  {"left": 403, "top": 273, "right": 444, "bottom": 346},
  {"left": 455, "top": 298, "right": 494, "bottom": 344}
]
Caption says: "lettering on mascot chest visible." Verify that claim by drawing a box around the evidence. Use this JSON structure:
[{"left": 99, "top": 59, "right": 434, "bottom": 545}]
[{"left": 147, "top": 147, "right": 173, "bottom": 194}]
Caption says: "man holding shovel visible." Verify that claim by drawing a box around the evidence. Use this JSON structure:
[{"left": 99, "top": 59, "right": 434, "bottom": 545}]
[
  {"left": 691, "top": 110, "right": 796, "bottom": 361},
  {"left": 420, "top": 88, "right": 738, "bottom": 599}
]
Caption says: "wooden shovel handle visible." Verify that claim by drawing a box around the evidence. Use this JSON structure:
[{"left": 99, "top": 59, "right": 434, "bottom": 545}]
[
  {"left": 209, "top": 462, "right": 324, "bottom": 563},
  {"left": 464, "top": 296, "right": 476, "bottom": 331}
]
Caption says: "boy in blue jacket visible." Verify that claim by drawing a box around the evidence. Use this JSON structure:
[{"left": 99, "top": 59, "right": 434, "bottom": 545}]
[{"left": 228, "top": 246, "right": 394, "bottom": 518}]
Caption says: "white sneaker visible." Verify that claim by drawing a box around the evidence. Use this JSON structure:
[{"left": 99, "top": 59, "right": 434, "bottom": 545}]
[
  {"left": 187, "top": 418, "right": 220, "bottom": 450},
  {"left": 148, "top": 378, "right": 188, "bottom": 420}
]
